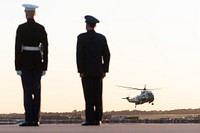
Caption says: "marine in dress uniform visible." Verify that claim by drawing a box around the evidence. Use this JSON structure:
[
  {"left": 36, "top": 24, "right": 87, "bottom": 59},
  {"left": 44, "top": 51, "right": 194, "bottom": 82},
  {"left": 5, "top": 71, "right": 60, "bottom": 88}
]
[
  {"left": 76, "top": 15, "right": 110, "bottom": 126},
  {"left": 15, "top": 4, "right": 48, "bottom": 126}
]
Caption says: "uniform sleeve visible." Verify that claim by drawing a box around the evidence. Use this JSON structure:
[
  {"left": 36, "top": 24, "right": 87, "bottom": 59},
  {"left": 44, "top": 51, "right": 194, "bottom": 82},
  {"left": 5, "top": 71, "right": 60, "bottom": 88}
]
[
  {"left": 76, "top": 35, "right": 84, "bottom": 73},
  {"left": 41, "top": 27, "right": 48, "bottom": 70},
  {"left": 102, "top": 37, "right": 110, "bottom": 73},
  {"left": 15, "top": 26, "right": 22, "bottom": 70}
]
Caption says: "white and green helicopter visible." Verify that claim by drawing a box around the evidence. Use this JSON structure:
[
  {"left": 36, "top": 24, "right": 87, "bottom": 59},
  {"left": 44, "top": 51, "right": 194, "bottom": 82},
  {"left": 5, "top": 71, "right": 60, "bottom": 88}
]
[{"left": 117, "top": 84, "right": 159, "bottom": 108}]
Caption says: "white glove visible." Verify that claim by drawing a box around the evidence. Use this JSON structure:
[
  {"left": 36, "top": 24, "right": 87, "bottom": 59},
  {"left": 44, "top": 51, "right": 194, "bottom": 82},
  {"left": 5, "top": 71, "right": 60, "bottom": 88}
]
[
  {"left": 42, "top": 71, "right": 46, "bottom": 76},
  {"left": 16, "top": 70, "right": 22, "bottom": 76}
]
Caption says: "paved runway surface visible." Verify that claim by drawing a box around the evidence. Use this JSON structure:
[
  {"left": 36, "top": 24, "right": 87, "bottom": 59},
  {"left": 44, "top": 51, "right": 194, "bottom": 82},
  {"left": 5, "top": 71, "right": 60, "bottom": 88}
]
[{"left": 0, "top": 124, "right": 200, "bottom": 133}]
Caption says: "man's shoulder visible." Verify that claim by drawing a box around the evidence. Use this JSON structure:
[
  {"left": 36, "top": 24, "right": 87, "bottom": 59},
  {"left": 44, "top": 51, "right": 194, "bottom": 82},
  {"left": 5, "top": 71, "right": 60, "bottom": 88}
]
[
  {"left": 96, "top": 32, "right": 106, "bottom": 38},
  {"left": 35, "top": 21, "right": 45, "bottom": 28},
  {"left": 77, "top": 32, "right": 88, "bottom": 39},
  {"left": 78, "top": 31, "right": 105, "bottom": 36},
  {"left": 18, "top": 22, "right": 27, "bottom": 28},
  {"left": 18, "top": 21, "right": 45, "bottom": 28},
  {"left": 78, "top": 32, "right": 87, "bottom": 36}
]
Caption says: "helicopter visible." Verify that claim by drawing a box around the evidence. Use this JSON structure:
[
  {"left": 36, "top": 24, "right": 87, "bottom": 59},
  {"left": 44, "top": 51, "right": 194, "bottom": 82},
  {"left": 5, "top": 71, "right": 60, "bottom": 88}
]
[{"left": 117, "top": 84, "right": 158, "bottom": 108}]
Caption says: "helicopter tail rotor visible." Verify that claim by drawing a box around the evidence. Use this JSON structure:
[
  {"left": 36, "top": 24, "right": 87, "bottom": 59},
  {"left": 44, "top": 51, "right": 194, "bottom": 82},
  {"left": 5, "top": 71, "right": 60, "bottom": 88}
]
[
  {"left": 122, "top": 97, "right": 130, "bottom": 102},
  {"left": 144, "top": 84, "right": 147, "bottom": 90}
]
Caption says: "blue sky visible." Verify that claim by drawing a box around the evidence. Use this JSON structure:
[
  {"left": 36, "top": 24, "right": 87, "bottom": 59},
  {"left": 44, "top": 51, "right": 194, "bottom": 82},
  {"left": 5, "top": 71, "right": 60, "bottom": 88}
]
[{"left": 0, "top": 0, "right": 200, "bottom": 113}]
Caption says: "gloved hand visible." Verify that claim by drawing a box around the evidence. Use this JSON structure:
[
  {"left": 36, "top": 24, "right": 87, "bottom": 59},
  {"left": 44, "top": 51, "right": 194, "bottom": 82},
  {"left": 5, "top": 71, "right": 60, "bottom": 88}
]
[
  {"left": 42, "top": 71, "right": 46, "bottom": 76},
  {"left": 16, "top": 70, "right": 22, "bottom": 76}
]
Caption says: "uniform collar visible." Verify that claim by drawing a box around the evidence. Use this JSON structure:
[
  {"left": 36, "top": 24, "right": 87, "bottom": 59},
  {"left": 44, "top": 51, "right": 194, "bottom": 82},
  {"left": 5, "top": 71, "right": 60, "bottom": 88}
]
[
  {"left": 27, "top": 18, "right": 35, "bottom": 22},
  {"left": 87, "top": 29, "right": 95, "bottom": 33}
]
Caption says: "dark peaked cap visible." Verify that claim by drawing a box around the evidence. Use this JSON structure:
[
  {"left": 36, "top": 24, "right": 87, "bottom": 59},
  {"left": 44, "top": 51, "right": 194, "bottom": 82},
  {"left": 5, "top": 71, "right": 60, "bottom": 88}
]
[{"left": 85, "top": 15, "right": 100, "bottom": 24}]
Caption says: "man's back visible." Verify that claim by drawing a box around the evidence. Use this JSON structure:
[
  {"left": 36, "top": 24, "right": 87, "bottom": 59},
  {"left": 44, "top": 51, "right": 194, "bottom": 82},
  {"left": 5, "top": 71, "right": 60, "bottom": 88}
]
[
  {"left": 17, "top": 20, "right": 46, "bottom": 45},
  {"left": 77, "top": 30, "right": 110, "bottom": 77},
  {"left": 15, "top": 19, "right": 48, "bottom": 70}
]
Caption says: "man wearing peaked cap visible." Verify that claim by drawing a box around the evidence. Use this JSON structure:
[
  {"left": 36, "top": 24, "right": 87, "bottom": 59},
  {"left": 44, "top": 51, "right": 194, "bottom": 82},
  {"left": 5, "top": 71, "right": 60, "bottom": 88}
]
[
  {"left": 22, "top": 4, "right": 39, "bottom": 11},
  {"left": 15, "top": 4, "right": 48, "bottom": 126},
  {"left": 85, "top": 15, "right": 100, "bottom": 24},
  {"left": 76, "top": 15, "right": 110, "bottom": 126}
]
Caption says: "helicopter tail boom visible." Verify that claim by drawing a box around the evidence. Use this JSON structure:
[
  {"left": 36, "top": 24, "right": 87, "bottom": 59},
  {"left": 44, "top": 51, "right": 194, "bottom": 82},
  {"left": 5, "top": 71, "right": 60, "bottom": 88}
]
[{"left": 122, "top": 97, "right": 130, "bottom": 102}]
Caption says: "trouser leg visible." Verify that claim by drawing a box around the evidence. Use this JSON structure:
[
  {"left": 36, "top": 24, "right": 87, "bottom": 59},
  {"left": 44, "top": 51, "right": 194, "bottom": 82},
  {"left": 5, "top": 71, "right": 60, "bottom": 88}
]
[
  {"left": 82, "top": 77, "right": 103, "bottom": 123},
  {"left": 32, "top": 71, "right": 42, "bottom": 123},
  {"left": 94, "top": 78, "right": 103, "bottom": 122},
  {"left": 21, "top": 70, "right": 42, "bottom": 123},
  {"left": 82, "top": 77, "right": 95, "bottom": 122},
  {"left": 21, "top": 71, "right": 33, "bottom": 122}
]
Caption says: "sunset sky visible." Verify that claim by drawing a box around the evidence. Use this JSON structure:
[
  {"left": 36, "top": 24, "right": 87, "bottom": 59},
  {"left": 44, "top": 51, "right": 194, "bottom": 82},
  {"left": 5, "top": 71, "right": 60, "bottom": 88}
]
[{"left": 0, "top": 0, "right": 200, "bottom": 113}]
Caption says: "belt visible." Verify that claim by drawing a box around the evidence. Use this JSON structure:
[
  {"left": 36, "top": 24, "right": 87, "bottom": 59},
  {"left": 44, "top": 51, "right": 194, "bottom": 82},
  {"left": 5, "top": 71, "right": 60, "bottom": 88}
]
[
  {"left": 22, "top": 45, "right": 41, "bottom": 51},
  {"left": 21, "top": 44, "right": 44, "bottom": 63}
]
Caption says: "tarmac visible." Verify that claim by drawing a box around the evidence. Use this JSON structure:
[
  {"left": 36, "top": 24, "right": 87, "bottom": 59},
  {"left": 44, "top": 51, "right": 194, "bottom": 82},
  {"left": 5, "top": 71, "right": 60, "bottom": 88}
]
[{"left": 0, "top": 124, "right": 200, "bottom": 133}]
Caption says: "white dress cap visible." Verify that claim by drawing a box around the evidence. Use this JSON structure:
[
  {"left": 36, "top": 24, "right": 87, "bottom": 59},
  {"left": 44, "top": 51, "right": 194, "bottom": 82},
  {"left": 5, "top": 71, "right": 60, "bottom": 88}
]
[{"left": 22, "top": 4, "right": 39, "bottom": 11}]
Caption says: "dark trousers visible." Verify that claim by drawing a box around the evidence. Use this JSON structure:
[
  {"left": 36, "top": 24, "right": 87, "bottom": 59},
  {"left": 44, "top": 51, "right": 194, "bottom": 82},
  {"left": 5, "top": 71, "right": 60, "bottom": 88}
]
[
  {"left": 21, "top": 70, "right": 42, "bottom": 123},
  {"left": 82, "top": 77, "right": 103, "bottom": 122}
]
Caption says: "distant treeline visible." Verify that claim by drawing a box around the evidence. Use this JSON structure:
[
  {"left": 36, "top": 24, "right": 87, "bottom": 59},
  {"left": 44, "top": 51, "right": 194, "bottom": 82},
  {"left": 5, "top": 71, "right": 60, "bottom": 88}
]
[
  {"left": 0, "top": 108, "right": 200, "bottom": 119},
  {"left": 104, "top": 108, "right": 200, "bottom": 116}
]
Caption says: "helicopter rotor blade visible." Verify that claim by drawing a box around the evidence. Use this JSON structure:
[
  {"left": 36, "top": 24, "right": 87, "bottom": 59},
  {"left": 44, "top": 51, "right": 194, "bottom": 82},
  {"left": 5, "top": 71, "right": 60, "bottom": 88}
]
[
  {"left": 145, "top": 88, "right": 161, "bottom": 90},
  {"left": 117, "top": 85, "right": 160, "bottom": 91},
  {"left": 116, "top": 85, "right": 143, "bottom": 90}
]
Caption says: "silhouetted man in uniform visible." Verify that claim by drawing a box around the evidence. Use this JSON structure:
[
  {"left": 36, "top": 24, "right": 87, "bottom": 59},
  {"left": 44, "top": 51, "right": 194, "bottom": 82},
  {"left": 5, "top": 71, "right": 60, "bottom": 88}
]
[
  {"left": 15, "top": 4, "right": 48, "bottom": 126},
  {"left": 76, "top": 15, "right": 110, "bottom": 126}
]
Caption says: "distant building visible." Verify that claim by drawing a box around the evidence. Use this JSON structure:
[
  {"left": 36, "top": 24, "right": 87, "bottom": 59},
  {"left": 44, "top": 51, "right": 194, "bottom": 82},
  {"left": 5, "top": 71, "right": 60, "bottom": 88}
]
[{"left": 184, "top": 115, "right": 194, "bottom": 120}]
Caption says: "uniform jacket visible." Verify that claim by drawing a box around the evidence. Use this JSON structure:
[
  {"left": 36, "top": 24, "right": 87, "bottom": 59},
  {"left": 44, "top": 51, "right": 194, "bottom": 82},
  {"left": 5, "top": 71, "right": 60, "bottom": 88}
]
[
  {"left": 15, "top": 19, "right": 48, "bottom": 70},
  {"left": 76, "top": 30, "right": 110, "bottom": 77}
]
